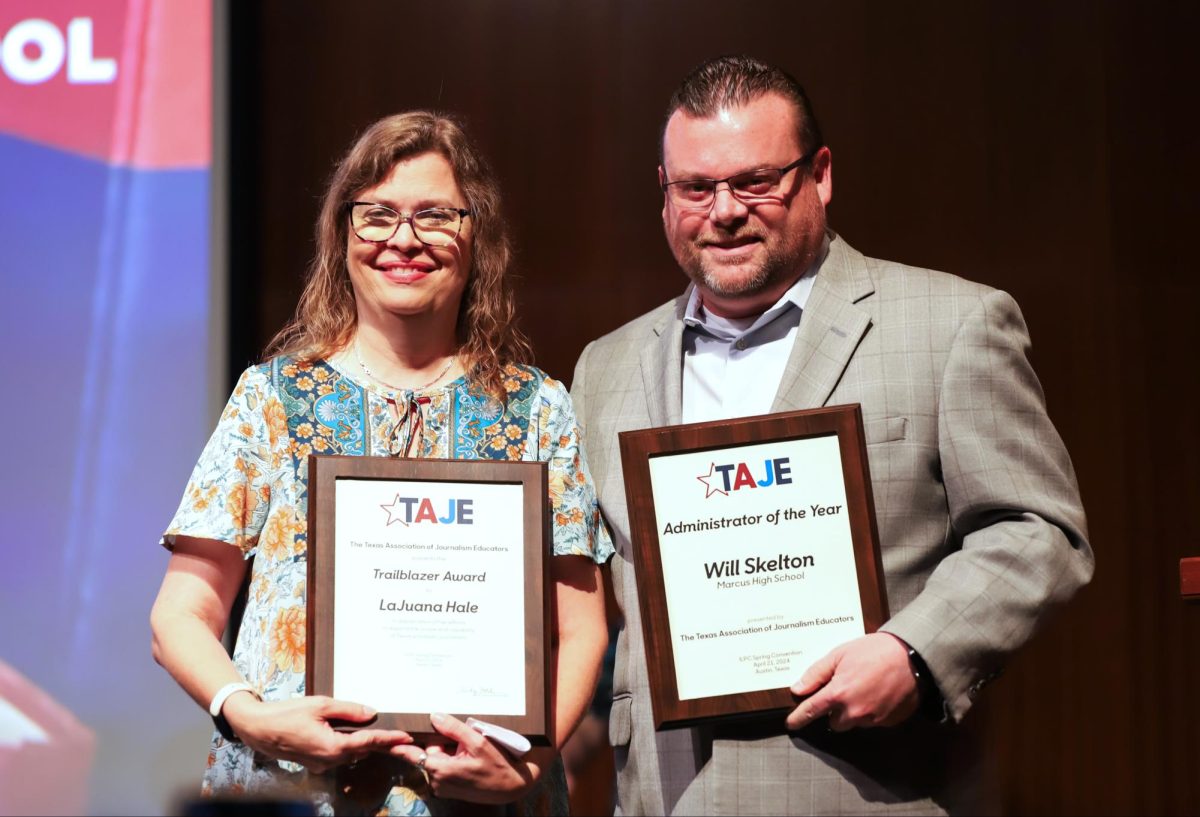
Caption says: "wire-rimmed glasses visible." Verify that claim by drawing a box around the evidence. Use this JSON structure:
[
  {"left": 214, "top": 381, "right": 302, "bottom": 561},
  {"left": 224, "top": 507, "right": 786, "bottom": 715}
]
[
  {"left": 661, "top": 146, "right": 822, "bottom": 210},
  {"left": 348, "top": 202, "right": 472, "bottom": 247}
]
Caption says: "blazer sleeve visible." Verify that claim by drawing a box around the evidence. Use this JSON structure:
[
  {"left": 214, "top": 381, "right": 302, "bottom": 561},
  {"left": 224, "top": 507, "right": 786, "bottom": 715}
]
[
  {"left": 570, "top": 340, "right": 596, "bottom": 433},
  {"left": 879, "top": 288, "right": 1093, "bottom": 721}
]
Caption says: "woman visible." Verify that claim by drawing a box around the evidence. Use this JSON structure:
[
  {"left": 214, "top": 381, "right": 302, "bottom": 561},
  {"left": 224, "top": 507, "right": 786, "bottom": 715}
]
[{"left": 151, "top": 111, "right": 612, "bottom": 815}]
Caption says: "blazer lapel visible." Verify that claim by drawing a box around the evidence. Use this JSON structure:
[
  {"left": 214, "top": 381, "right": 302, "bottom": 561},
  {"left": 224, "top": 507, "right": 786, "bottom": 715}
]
[
  {"left": 772, "top": 236, "right": 875, "bottom": 412},
  {"left": 640, "top": 294, "right": 688, "bottom": 427}
]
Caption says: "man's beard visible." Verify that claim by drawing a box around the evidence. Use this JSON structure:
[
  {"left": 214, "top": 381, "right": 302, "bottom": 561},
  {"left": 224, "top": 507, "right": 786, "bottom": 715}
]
[
  {"left": 678, "top": 225, "right": 818, "bottom": 299},
  {"left": 688, "top": 233, "right": 780, "bottom": 297}
]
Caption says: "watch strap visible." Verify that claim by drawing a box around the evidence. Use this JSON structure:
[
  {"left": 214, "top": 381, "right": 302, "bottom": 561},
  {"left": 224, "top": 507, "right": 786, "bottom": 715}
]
[
  {"left": 906, "top": 646, "right": 948, "bottom": 722},
  {"left": 208, "top": 682, "right": 261, "bottom": 742}
]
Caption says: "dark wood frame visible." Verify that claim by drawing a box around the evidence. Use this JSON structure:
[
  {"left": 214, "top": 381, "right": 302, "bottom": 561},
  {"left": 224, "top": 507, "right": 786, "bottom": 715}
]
[
  {"left": 618, "top": 404, "right": 889, "bottom": 730},
  {"left": 306, "top": 454, "right": 551, "bottom": 744}
]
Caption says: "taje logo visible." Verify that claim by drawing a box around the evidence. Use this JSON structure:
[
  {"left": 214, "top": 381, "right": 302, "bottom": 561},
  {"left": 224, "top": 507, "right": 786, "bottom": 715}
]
[
  {"left": 380, "top": 495, "right": 474, "bottom": 526},
  {"left": 697, "top": 457, "right": 792, "bottom": 498}
]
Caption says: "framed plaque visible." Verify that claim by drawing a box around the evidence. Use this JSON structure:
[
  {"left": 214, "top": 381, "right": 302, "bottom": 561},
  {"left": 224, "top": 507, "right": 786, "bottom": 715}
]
[
  {"left": 306, "top": 455, "right": 551, "bottom": 745},
  {"left": 619, "top": 404, "right": 888, "bottom": 730}
]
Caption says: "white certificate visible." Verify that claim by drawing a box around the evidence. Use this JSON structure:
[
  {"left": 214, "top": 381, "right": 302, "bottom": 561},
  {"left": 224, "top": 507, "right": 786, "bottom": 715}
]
[
  {"left": 331, "top": 478, "right": 526, "bottom": 715},
  {"left": 648, "top": 434, "right": 866, "bottom": 701}
]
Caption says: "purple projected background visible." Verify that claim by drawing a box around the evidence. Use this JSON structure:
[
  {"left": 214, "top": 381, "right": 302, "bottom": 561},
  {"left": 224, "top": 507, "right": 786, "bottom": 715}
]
[{"left": 0, "top": 2, "right": 216, "bottom": 813}]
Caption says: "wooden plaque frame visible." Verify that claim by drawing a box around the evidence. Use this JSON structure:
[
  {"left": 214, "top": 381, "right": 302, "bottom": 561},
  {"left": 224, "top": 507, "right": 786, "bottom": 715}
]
[
  {"left": 1182, "top": 557, "right": 1200, "bottom": 600},
  {"left": 306, "top": 454, "right": 551, "bottom": 745},
  {"left": 618, "top": 404, "right": 889, "bottom": 730}
]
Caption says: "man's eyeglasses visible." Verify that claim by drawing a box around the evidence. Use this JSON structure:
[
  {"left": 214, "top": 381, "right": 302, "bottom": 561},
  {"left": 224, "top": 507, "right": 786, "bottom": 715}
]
[
  {"left": 348, "top": 202, "right": 472, "bottom": 247},
  {"left": 661, "top": 146, "right": 822, "bottom": 209}
]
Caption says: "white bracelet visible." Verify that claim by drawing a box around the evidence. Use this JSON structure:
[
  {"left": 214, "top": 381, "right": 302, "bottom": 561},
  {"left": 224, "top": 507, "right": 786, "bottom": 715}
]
[{"left": 209, "top": 682, "right": 260, "bottom": 717}]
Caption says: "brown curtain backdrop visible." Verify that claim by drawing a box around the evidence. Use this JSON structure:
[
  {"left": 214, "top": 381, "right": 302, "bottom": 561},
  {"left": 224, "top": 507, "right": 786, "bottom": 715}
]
[{"left": 228, "top": 1, "right": 1200, "bottom": 813}]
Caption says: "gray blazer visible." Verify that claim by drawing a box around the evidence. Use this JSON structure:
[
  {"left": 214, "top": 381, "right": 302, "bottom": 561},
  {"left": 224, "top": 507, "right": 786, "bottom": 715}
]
[{"left": 570, "top": 235, "right": 1092, "bottom": 816}]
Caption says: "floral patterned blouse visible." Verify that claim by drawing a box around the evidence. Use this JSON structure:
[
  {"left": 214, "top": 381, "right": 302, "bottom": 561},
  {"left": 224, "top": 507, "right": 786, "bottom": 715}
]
[{"left": 162, "top": 354, "right": 613, "bottom": 816}]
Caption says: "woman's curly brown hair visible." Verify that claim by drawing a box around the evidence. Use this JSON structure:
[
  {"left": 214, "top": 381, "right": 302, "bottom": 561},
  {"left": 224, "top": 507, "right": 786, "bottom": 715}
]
[{"left": 264, "top": 110, "right": 531, "bottom": 396}]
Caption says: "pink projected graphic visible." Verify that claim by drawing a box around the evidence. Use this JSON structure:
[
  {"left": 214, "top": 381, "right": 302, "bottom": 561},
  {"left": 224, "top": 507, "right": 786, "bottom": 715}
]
[
  {"left": 0, "top": 661, "right": 95, "bottom": 817},
  {"left": 0, "top": 1, "right": 214, "bottom": 813},
  {"left": 0, "top": 0, "right": 209, "bottom": 167}
]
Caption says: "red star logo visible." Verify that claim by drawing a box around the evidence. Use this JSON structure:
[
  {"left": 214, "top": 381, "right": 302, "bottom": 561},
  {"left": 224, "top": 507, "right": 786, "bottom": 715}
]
[
  {"left": 696, "top": 463, "right": 727, "bottom": 498},
  {"left": 380, "top": 494, "right": 409, "bottom": 526}
]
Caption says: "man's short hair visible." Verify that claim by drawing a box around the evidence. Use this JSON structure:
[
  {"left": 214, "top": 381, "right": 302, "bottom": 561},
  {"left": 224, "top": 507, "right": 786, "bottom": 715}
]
[{"left": 660, "top": 55, "right": 824, "bottom": 164}]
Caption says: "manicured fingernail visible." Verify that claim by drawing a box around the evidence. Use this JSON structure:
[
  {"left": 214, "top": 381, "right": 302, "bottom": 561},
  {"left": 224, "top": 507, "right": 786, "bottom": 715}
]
[
  {"left": 431, "top": 712, "right": 448, "bottom": 724},
  {"left": 364, "top": 707, "right": 377, "bottom": 717}
]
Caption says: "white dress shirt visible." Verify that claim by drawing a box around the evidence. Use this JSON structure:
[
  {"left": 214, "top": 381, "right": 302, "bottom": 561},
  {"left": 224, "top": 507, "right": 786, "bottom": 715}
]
[{"left": 681, "top": 248, "right": 825, "bottom": 424}]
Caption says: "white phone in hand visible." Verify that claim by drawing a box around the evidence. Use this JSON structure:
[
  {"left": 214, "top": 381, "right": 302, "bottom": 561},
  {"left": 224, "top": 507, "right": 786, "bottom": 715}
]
[{"left": 466, "top": 717, "right": 532, "bottom": 757}]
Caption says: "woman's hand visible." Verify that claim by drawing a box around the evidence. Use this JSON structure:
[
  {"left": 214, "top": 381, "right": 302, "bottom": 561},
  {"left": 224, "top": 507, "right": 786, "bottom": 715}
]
[
  {"left": 391, "top": 713, "right": 541, "bottom": 804},
  {"left": 224, "top": 693, "right": 413, "bottom": 774}
]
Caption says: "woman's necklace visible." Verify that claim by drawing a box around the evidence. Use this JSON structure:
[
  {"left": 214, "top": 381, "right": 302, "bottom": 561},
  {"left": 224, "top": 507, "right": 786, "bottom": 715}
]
[{"left": 354, "top": 339, "right": 454, "bottom": 394}]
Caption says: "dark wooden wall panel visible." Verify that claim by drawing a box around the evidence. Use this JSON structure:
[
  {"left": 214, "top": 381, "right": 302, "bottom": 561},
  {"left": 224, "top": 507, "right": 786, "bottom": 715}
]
[{"left": 229, "top": 1, "right": 1200, "bottom": 813}]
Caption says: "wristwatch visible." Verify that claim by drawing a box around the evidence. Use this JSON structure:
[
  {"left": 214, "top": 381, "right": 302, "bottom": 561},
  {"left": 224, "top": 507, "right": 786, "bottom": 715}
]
[
  {"left": 906, "top": 646, "right": 948, "bottom": 722},
  {"left": 208, "top": 682, "right": 261, "bottom": 742}
]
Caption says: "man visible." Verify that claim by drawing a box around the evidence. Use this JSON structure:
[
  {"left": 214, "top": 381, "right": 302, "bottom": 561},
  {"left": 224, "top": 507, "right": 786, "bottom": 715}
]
[{"left": 570, "top": 55, "right": 1092, "bottom": 815}]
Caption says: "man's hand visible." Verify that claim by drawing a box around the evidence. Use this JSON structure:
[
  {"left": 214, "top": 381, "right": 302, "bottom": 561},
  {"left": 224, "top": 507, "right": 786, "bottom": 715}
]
[
  {"left": 785, "top": 633, "right": 919, "bottom": 732},
  {"left": 391, "top": 713, "right": 538, "bottom": 804}
]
